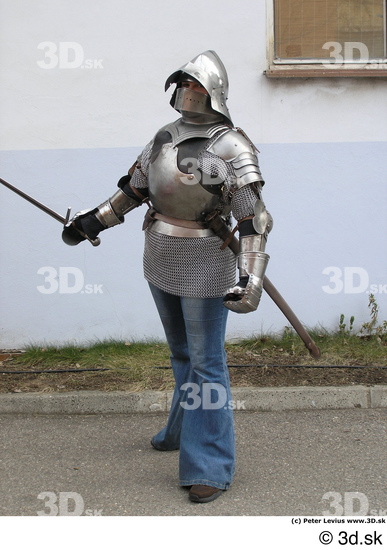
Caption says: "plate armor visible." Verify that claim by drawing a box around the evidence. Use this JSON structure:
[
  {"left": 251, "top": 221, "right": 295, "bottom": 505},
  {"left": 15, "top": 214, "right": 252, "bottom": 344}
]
[
  {"left": 65, "top": 50, "right": 273, "bottom": 307},
  {"left": 130, "top": 115, "right": 271, "bottom": 301},
  {"left": 147, "top": 120, "right": 230, "bottom": 229}
]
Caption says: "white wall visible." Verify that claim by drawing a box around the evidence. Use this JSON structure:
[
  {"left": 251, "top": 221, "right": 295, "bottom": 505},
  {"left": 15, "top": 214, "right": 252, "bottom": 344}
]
[{"left": 0, "top": 0, "right": 386, "bottom": 348}]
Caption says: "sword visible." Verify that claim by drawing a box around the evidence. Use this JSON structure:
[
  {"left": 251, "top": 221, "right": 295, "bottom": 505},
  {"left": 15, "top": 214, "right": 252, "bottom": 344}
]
[
  {"left": 0, "top": 177, "right": 100, "bottom": 247},
  {"left": 1, "top": 177, "right": 321, "bottom": 358},
  {"left": 206, "top": 212, "right": 321, "bottom": 359}
]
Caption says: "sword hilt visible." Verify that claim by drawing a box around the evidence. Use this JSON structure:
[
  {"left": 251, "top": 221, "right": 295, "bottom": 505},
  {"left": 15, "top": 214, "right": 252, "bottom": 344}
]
[
  {"left": 72, "top": 226, "right": 101, "bottom": 247},
  {"left": 64, "top": 207, "right": 72, "bottom": 225},
  {"left": 86, "top": 235, "right": 101, "bottom": 247},
  {"left": 63, "top": 207, "right": 101, "bottom": 247}
]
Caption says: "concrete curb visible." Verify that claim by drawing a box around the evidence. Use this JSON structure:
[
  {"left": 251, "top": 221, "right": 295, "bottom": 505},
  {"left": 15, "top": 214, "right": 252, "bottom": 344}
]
[{"left": 0, "top": 385, "right": 386, "bottom": 414}]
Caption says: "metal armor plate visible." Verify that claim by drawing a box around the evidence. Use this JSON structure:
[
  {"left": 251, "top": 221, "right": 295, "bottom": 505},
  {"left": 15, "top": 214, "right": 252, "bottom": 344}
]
[
  {"left": 208, "top": 129, "right": 264, "bottom": 189},
  {"left": 148, "top": 142, "right": 223, "bottom": 221}
]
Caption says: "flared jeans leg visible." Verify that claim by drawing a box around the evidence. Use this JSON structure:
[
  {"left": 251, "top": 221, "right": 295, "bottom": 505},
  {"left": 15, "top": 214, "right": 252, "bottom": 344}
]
[{"left": 149, "top": 283, "right": 235, "bottom": 490}]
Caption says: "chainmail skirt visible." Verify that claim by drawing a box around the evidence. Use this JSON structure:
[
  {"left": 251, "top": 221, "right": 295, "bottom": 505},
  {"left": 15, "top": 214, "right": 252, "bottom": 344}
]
[{"left": 143, "top": 228, "right": 236, "bottom": 298}]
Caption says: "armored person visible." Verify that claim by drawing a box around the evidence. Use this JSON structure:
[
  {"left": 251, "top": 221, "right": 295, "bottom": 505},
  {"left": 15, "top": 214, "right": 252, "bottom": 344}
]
[{"left": 63, "top": 51, "right": 272, "bottom": 503}]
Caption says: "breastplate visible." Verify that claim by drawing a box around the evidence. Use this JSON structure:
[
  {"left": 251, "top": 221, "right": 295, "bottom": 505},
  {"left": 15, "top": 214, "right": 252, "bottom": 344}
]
[{"left": 148, "top": 142, "right": 222, "bottom": 221}]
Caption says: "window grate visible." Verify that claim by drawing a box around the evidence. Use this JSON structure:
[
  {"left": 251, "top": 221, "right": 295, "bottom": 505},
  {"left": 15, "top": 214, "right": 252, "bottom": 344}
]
[{"left": 274, "top": 0, "right": 386, "bottom": 61}]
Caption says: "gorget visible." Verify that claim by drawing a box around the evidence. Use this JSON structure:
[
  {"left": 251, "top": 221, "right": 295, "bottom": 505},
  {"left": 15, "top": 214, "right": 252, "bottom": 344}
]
[{"left": 163, "top": 118, "right": 230, "bottom": 147}]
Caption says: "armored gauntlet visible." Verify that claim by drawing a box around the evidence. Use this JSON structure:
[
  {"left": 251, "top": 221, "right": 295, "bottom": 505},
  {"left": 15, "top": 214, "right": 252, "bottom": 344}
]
[
  {"left": 224, "top": 197, "right": 273, "bottom": 314},
  {"left": 223, "top": 235, "right": 269, "bottom": 313}
]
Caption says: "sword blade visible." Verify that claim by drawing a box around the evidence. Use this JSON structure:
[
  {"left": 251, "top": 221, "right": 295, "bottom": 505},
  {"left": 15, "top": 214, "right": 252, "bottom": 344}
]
[
  {"left": 0, "top": 177, "right": 67, "bottom": 225},
  {"left": 262, "top": 277, "right": 321, "bottom": 359}
]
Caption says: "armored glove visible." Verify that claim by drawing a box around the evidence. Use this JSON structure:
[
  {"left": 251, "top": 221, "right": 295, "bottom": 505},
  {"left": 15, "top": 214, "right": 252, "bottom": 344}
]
[
  {"left": 62, "top": 176, "right": 147, "bottom": 246},
  {"left": 62, "top": 209, "right": 104, "bottom": 246},
  {"left": 223, "top": 235, "right": 269, "bottom": 313}
]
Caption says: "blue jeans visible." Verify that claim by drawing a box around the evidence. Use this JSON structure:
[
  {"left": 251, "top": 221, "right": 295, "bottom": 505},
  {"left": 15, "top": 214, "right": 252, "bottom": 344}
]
[{"left": 149, "top": 283, "right": 235, "bottom": 490}]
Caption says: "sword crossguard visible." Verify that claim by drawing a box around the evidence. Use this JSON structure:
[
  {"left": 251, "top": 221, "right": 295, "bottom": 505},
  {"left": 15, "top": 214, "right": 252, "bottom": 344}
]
[{"left": 64, "top": 207, "right": 72, "bottom": 226}]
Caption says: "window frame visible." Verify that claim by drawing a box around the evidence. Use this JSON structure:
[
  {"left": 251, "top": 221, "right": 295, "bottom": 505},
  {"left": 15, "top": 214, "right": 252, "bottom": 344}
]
[{"left": 265, "top": 0, "right": 387, "bottom": 77}]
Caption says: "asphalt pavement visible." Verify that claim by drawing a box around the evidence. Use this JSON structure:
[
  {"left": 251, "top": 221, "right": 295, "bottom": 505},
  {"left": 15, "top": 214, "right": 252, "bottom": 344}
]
[{"left": 1, "top": 407, "right": 386, "bottom": 516}]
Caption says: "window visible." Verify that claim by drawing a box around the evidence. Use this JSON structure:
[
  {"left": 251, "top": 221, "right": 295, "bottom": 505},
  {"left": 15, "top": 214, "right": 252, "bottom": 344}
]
[{"left": 266, "top": 0, "right": 387, "bottom": 77}]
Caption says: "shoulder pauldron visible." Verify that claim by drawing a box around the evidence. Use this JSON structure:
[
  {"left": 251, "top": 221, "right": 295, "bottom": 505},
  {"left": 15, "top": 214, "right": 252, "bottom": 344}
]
[{"left": 208, "top": 128, "right": 264, "bottom": 189}]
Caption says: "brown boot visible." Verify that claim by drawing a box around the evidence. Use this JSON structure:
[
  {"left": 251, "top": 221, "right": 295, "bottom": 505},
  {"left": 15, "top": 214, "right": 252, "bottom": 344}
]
[{"left": 188, "top": 485, "right": 223, "bottom": 503}]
